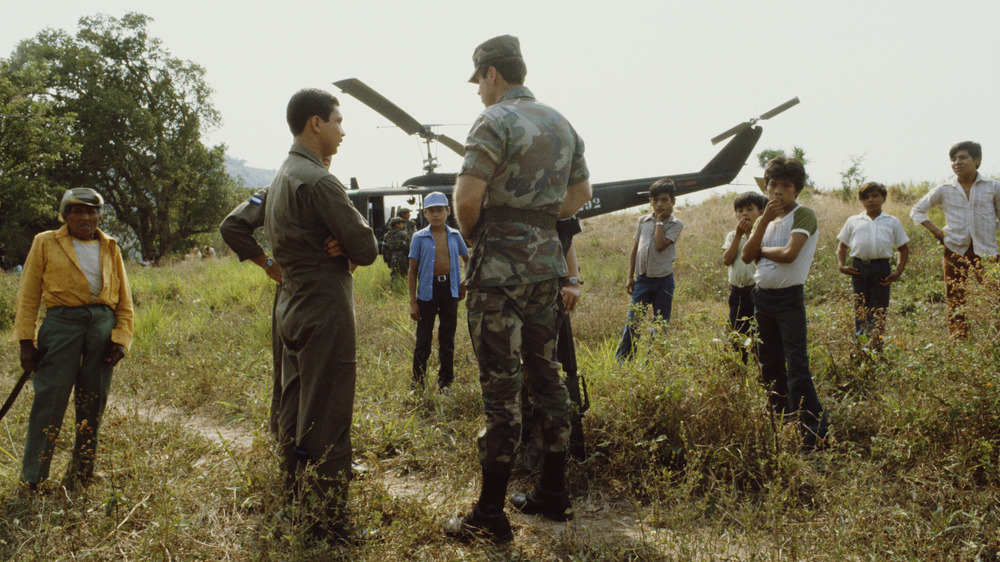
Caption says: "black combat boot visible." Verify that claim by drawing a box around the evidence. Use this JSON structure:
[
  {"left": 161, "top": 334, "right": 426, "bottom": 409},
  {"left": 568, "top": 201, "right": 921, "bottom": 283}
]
[
  {"left": 445, "top": 466, "right": 513, "bottom": 543},
  {"left": 510, "top": 451, "right": 574, "bottom": 521}
]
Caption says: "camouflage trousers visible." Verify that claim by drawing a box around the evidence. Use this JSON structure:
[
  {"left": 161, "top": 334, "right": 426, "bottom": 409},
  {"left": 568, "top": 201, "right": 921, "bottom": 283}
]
[{"left": 466, "top": 278, "right": 571, "bottom": 472}]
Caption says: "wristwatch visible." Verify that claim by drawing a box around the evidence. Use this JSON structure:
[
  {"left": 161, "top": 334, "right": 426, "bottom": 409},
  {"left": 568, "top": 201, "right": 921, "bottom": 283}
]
[
  {"left": 265, "top": 257, "right": 275, "bottom": 269},
  {"left": 566, "top": 276, "right": 580, "bottom": 285}
]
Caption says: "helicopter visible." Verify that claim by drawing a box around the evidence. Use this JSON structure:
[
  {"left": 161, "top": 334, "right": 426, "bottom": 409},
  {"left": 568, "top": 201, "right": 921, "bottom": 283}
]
[{"left": 332, "top": 78, "right": 799, "bottom": 232}]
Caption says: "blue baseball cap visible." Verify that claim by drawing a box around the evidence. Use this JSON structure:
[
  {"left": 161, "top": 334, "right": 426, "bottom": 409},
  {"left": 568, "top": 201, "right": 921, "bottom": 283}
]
[{"left": 423, "top": 192, "right": 449, "bottom": 208}]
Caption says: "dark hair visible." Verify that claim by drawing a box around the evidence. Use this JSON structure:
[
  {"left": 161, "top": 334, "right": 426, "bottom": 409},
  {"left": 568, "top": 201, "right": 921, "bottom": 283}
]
[
  {"left": 858, "top": 181, "right": 887, "bottom": 199},
  {"left": 648, "top": 178, "right": 676, "bottom": 200},
  {"left": 763, "top": 156, "right": 807, "bottom": 192},
  {"left": 477, "top": 57, "right": 527, "bottom": 85},
  {"left": 949, "top": 141, "right": 982, "bottom": 167},
  {"left": 734, "top": 191, "right": 768, "bottom": 211},
  {"left": 286, "top": 89, "right": 339, "bottom": 135}
]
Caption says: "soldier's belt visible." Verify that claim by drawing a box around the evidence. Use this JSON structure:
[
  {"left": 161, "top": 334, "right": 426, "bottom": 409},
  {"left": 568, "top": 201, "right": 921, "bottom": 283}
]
[{"left": 481, "top": 207, "right": 557, "bottom": 230}]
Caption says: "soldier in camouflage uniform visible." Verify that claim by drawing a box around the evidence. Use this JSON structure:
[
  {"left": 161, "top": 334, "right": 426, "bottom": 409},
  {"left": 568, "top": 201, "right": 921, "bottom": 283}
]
[
  {"left": 382, "top": 216, "right": 411, "bottom": 282},
  {"left": 445, "top": 35, "right": 592, "bottom": 544},
  {"left": 398, "top": 208, "right": 417, "bottom": 239}
]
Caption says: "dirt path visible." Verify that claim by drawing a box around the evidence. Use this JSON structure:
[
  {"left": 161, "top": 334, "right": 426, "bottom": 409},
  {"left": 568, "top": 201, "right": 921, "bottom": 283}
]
[
  {"left": 118, "top": 400, "right": 749, "bottom": 558},
  {"left": 113, "top": 399, "right": 255, "bottom": 450}
]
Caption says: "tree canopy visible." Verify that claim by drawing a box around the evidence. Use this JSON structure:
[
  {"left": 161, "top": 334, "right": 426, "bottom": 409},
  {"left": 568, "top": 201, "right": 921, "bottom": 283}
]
[
  {"left": 0, "top": 59, "right": 79, "bottom": 261},
  {"left": 3, "top": 13, "right": 238, "bottom": 261},
  {"left": 756, "top": 146, "right": 814, "bottom": 188}
]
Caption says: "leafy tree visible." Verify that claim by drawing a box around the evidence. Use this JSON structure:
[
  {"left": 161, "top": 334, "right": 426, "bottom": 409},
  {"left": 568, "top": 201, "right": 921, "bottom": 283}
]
[
  {"left": 755, "top": 146, "right": 813, "bottom": 188},
  {"left": 0, "top": 59, "right": 79, "bottom": 262},
  {"left": 756, "top": 146, "right": 809, "bottom": 169},
  {"left": 6, "top": 13, "right": 238, "bottom": 260},
  {"left": 839, "top": 154, "right": 866, "bottom": 201}
]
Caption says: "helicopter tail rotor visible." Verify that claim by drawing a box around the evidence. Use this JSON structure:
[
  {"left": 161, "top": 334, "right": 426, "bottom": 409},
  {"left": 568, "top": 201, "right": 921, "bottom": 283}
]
[{"left": 710, "top": 96, "right": 800, "bottom": 145}]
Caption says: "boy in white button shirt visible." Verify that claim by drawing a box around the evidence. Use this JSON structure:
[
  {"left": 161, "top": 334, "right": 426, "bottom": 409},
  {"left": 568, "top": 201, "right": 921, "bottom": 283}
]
[
  {"left": 836, "top": 182, "right": 909, "bottom": 350},
  {"left": 742, "top": 156, "right": 826, "bottom": 449},
  {"left": 910, "top": 141, "right": 1000, "bottom": 339}
]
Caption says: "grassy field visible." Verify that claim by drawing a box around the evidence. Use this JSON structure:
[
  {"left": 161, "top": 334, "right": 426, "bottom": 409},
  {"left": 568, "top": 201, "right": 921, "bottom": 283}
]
[{"left": 0, "top": 188, "right": 998, "bottom": 560}]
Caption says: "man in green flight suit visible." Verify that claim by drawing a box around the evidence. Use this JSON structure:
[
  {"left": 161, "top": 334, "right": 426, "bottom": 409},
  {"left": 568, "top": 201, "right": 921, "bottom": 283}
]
[
  {"left": 446, "top": 35, "right": 593, "bottom": 543},
  {"left": 264, "top": 88, "right": 378, "bottom": 543}
]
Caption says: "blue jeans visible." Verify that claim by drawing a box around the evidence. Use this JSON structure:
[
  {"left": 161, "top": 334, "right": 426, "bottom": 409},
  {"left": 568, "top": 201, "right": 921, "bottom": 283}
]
[
  {"left": 753, "top": 285, "right": 825, "bottom": 445},
  {"left": 616, "top": 274, "right": 674, "bottom": 362}
]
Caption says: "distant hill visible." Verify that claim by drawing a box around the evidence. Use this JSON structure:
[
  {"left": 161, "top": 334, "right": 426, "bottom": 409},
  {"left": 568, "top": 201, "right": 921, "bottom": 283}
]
[{"left": 224, "top": 155, "right": 276, "bottom": 189}]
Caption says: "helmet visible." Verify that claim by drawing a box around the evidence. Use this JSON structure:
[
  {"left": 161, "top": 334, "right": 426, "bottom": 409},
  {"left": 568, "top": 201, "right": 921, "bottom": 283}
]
[
  {"left": 59, "top": 188, "right": 104, "bottom": 222},
  {"left": 388, "top": 217, "right": 406, "bottom": 227}
]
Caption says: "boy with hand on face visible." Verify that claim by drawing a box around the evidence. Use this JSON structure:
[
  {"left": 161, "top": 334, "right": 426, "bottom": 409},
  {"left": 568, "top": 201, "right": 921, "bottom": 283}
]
[
  {"left": 741, "top": 157, "right": 826, "bottom": 449},
  {"left": 836, "top": 181, "right": 909, "bottom": 350},
  {"left": 615, "top": 178, "right": 683, "bottom": 362},
  {"left": 408, "top": 192, "right": 469, "bottom": 390},
  {"left": 722, "top": 191, "right": 768, "bottom": 363}
]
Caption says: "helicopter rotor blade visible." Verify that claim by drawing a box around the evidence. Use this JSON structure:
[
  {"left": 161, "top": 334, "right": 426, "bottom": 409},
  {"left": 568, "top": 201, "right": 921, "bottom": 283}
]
[
  {"left": 434, "top": 134, "right": 466, "bottom": 156},
  {"left": 711, "top": 121, "right": 751, "bottom": 146},
  {"left": 710, "top": 96, "right": 800, "bottom": 145},
  {"left": 759, "top": 97, "right": 800, "bottom": 120},
  {"left": 333, "top": 78, "right": 424, "bottom": 137}
]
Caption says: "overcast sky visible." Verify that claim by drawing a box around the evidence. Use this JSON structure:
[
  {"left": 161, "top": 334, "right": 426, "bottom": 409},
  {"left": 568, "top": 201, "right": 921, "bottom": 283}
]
[{"left": 4, "top": 0, "right": 999, "bottom": 205}]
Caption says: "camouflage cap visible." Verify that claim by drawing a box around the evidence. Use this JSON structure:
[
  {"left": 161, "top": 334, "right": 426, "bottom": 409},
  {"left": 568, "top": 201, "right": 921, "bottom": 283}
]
[
  {"left": 469, "top": 35, "right": 522, "bottom": 83},
  {"left": 388, "top": 217, "right": 406, "bottom": 227}
]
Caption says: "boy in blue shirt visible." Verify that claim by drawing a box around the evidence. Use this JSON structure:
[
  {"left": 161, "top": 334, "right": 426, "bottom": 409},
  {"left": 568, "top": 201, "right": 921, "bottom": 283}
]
[{"left": 408, "top": 192, "right": 470, "bottom": 389}]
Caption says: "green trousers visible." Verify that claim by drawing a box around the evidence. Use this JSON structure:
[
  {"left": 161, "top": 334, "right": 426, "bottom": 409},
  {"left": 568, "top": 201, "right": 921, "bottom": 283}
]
[{"left": 22, "top": 305, "right": 115, "bottom": 484}]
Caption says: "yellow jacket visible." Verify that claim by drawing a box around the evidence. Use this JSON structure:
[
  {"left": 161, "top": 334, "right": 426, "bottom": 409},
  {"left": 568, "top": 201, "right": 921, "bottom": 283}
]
[{"left": 15, "top": 225, "right": 134, "bottom": 349}]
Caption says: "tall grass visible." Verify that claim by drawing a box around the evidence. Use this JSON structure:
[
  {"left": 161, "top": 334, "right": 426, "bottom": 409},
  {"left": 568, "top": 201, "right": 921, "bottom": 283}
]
[{"left": 0, "top": 186, "right": 997, "bottom": 559}]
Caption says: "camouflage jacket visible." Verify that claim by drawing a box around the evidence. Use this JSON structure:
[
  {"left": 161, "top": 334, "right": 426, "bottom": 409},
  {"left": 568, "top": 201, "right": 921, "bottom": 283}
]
[
  {"left": 383, "top": 228, "right": 411, "bottom": 270},
  {"left": 460, "top": 86, "right": 589, "bottom": 287}
]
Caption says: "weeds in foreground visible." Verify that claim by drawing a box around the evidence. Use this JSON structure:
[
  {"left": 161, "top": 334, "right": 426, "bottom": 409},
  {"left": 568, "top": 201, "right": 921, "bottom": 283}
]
[{"left": 0, "top": 190, "right": 998, "bottom": 559}]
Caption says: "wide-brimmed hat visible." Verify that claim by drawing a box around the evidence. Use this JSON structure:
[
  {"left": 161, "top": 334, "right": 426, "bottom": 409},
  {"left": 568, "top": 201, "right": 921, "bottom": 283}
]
[{"left": 58, "top": 188, "right": 104, "bottom": 222}]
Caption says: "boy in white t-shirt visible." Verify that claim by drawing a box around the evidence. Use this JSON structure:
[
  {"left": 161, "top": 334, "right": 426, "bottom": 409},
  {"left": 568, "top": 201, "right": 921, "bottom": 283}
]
[
  {"left": 722, "top": 191, "right": 768, "bottom": 363},
  {"left": 836, "top": 182, "right": 909, "bottom": 350},
  {"left": 741, "top": 157, "right": 826, "bottom": 449}
]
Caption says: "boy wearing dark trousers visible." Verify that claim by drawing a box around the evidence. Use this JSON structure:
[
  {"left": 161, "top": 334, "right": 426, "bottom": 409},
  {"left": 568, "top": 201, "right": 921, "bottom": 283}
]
[
  {"left": 408, "top": 192, "right": 469, "bottom": 389},
  {"left": 836, "top": 181, "right": 909, "bottom": 350},
  {"left": 722, "top": 191, "right": 768, "bottom": 363},
  {"left": 742, "top": 157, "right": 826, "bottom": 449}
]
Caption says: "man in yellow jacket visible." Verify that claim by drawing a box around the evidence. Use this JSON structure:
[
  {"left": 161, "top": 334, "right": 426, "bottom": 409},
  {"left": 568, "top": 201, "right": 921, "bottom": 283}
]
[{"left": 14, "top": 188, "right": 133, "bottom": 492}]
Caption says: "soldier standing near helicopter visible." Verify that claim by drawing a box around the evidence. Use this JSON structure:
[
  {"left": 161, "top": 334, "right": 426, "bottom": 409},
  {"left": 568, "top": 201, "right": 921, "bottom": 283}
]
[
  {"left": 447, "top": 34, "right": 592, "bottom": 543},
  {"left": 264, "top": 88, "right": 378, "bottom": 543}
]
